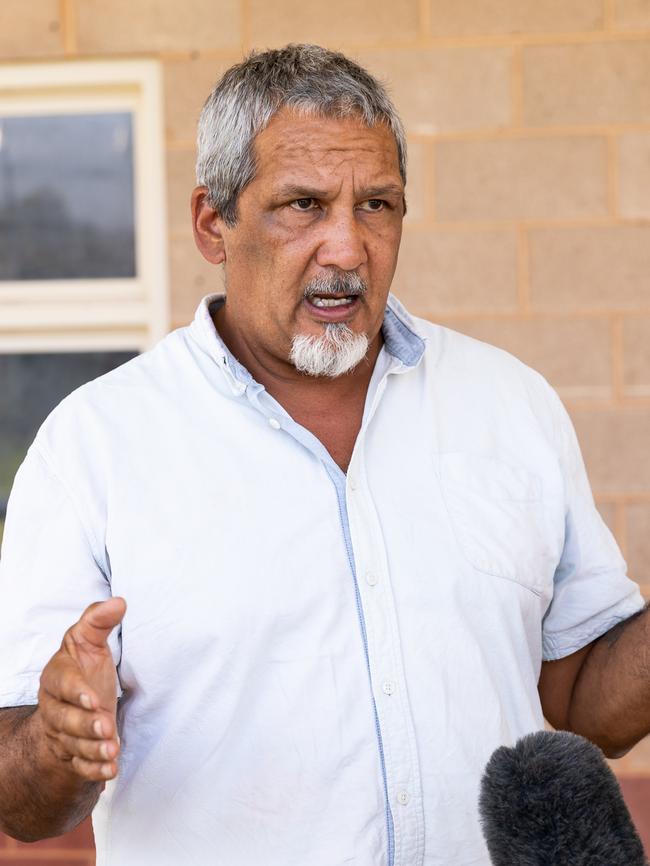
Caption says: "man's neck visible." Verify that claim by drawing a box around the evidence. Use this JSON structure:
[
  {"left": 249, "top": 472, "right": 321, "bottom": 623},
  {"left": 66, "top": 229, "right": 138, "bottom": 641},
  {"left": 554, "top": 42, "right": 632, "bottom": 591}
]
[
  {"left": 211, "top": 303, "right": 383, "bottom": 410},
  {"left": 211, "top": 303, "right": 383, "bottom": 472}
]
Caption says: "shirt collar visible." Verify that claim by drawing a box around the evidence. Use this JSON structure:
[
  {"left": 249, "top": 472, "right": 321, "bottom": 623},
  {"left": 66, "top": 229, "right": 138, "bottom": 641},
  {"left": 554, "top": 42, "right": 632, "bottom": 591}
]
[
  {"left": 190, "top": 292, "right": 426, "bottom": 391},
  {"left": 382, "top": 294, "right": 426, "bottom": 367}
]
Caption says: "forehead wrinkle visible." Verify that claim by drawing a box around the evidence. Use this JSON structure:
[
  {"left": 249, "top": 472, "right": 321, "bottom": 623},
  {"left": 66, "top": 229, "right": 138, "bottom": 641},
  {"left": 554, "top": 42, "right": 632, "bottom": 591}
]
[
  {"left": 250, "top": 112, "right": 403, "bottom": 205},
  {"left": 261, "top": 143, "right": 401, "bottom": 199},
  {"left": 256, "top": 115, "right": 398, "bottom": 166},
  {"left": 263, "top": 136, "right": 387, "bottom": 171}
]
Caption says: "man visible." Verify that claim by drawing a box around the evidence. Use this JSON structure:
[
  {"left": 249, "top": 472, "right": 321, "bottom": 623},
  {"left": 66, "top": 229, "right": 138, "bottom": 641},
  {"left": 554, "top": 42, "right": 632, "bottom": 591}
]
[{"left": 0, "top": 44, "right": 647, "bottom": 866}]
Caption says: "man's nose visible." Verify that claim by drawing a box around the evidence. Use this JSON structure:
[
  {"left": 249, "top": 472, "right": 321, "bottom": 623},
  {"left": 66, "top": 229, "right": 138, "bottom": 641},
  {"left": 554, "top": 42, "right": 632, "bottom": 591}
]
[{"left": 314, "top": 210, "right": 368, "bottom": 272}]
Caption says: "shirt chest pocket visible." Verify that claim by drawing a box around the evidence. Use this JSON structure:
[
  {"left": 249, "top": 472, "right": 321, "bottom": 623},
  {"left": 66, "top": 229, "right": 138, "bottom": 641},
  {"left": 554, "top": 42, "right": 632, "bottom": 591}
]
[{"left": 440, "top": 453, "right": 561, "bottom": 596}]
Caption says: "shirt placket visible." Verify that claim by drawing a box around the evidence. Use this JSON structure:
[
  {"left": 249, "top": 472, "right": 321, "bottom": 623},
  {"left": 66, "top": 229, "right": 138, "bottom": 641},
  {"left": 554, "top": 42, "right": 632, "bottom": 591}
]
[
  {"left": 346, "top": 371, "right": 426, "bottom": 866},
  {"left": 218, "top": 346, "right": 425, "bottom": 866}
]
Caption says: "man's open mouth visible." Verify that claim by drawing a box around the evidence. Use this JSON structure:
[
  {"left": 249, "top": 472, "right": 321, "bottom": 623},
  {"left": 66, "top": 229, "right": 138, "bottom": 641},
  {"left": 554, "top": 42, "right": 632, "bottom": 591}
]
[
  {"left": 309, "top": 296, "right": 357, "bottom": 308},
  {"left": 303, "top": 293, "right": 361, "bottom": 321}
]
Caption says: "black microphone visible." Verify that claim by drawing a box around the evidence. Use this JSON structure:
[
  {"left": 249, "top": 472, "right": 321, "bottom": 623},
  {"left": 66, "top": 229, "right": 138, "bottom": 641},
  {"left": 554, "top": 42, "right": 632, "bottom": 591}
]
[{"left": 479, "top": 730, "right": 648, "bottom": 865}]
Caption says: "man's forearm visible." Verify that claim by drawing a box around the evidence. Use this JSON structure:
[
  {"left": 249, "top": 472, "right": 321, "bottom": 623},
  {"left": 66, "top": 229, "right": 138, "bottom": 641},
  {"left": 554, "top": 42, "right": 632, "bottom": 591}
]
[
  {"left": 568, "top": 603, "right": 650, "bottom": 757},
  {"left": 0, "top": 706, "right": 102, "bottom": 842}
]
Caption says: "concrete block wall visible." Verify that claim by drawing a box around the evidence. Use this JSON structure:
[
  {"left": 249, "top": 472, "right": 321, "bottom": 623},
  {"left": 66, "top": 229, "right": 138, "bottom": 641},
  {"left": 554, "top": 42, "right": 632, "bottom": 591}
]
[{"left": 0, "top": 0, "right": 649, "bottom": 861}]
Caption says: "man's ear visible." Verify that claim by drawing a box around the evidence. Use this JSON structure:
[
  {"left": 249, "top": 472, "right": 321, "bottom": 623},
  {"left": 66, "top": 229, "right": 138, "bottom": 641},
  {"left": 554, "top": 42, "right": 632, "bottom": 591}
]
[{"left": 191, "top": 186, "right": 226, "bottom": 265}]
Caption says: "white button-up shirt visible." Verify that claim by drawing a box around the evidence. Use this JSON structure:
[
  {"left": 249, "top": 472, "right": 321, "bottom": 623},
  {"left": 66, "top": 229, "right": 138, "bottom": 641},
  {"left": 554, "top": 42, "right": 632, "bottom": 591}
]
[{"left": 0, "top": 295, "right": 643, "bottom": 866}]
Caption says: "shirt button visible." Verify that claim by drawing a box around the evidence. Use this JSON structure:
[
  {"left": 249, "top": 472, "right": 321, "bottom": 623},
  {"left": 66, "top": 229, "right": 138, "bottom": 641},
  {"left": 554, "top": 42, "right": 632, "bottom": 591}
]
[
  {"left": 382, "top": 680, "right": 395, "bottom": 696},
  {"left": 348, "top": 477, "right": 357, "bottom": 491},
  {"left": 365, "top": 571, "right": 379, "bottom": 587},
  {"left": 268, "top": 418, "right": 281, "bottom": 430},
  {"left": 397, "top": 790, "right": 410, "bottom": 806}
]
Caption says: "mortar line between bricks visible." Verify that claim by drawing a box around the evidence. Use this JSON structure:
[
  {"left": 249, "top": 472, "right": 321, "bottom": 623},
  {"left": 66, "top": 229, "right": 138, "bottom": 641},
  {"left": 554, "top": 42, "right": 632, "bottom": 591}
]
[
  {"left": 593, "top": 494, "right": 650, "bottom": 506},
  {"left": 510, "top": 44, "right": 524, "bottom": 127},
  {"left": 164, "top": 126, "right": 650, "bottom": 149},
  {"left": 589, "top": 492, "right": 650, "bottom": 503},
  {"left": 614, "top": 502, "right": 634, "bottom": 560},
  {"left": 158, "top": 48, "right": 242, "bottom": 61},
  {"left": 419, "top": 217, "right": 650, "bottom": 231},
  {"left": 59, "top": 0, "right": 77, "bottom": 56},
  {"left": 407, "top": 124, "right": 650, "bottom": 142},
  {"left": 135, "top": 31, "right": 650, "bottom": 60},
  {"left": 166, "top": 141, "right": 197, "bottom": 153},
  {"left": 67, "top": 49, "right": 172, "bottom": 62},
  {"left": 418, "top": 308, "right": 650, "bottom": 320},
  {"left": 565, "top": 398, "right": 650, "bottom": 411},
  {"left": 607, "top": 133, "right": 621, "bottom": 218},
  {"left": 614, "top": 500, "right": 629, "bottom": 560},
  {"left": 240, "top": 0, "right": 251, "bottom": 55},
  {"left": 435, "top": 312, "right": 644, "bottom": 323},
  {"left": 128, "top": 30, "right": 650, "bottom": 62},
  {"left": 603, "top": 0, "right": 616, "bottom": 30},
  {"left": 402, "top": 217, "right": 650, "bottom": 230},
  {"left": 418, "top": 0, "right": 431, "bottom": 39},
  {"left": 425, "top": 139, "right": 435, "bottom": 222},
  {"left": 257, "top": 29, "right": 650, "bottom": 52},
  {"left": 165, "top": 139, "right": 197, "bottom": 150},
  {"left": 515, "top": 224, "right": 531, "bottom": 314},
  {"left": 149, "top": 30, "right": 650, "bottom": 57},
  {"left": 611, "top": 315, "right": 625, "bottom": 403},
  {"left": 555, "top": 387, "right": 615, "bottom": 401}
]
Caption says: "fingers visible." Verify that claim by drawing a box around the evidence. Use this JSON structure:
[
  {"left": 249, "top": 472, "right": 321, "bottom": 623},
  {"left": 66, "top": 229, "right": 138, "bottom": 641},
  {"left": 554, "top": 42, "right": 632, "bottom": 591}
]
[
  {"left": 42, "top": 655, "right": 100, "bottom": 711},
  {"left": 40, "top": 693, "right": 116, "bottom": 740},
  {"left": 41, "top": 646, "right": 117, "bottom": 715},
  {"left": 67, "top": 597, "right": 127, "bottom": 651},
  {"left": 58, "top": 731, "right": 119, "bottom": 763},
  {"left": 38, "top": 690, "right": 121, "bottom": 781},
  {"left": 36, "top": 598, "right": 127, "bottom": 783},
  {"left": 71, "top": 755, "right": 119, "bottom": 782}
]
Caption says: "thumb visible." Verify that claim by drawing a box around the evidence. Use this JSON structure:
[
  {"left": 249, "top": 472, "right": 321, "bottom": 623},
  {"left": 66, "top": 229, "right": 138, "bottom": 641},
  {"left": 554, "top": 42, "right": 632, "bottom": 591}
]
[{"left": 73, "top": 597, "right": 127, "bottom": 649}]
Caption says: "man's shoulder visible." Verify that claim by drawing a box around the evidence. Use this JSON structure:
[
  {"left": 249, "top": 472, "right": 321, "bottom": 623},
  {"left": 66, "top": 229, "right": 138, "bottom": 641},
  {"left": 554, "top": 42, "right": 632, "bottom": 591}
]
[
  {"left": 391, "top": 298, "right": 562, "bottom": 423},
  {"left": 33, "top": 325, "right": 198, "bottom": 455},
  {"left": 400, "top": 304, "right": 548, "bottom": 388},
  {"left": 55, "top": 326, "right": 187, "bottom": 400}
]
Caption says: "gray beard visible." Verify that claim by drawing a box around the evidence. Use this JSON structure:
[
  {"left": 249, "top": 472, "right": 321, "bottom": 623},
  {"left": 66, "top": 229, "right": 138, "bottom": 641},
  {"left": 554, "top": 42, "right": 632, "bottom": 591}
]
[
  {"left": 291, "top": 270, "right": 369, "bottom": 377},
  {"left": 290, "top": 323, "right": 369, "bottom": 377}
]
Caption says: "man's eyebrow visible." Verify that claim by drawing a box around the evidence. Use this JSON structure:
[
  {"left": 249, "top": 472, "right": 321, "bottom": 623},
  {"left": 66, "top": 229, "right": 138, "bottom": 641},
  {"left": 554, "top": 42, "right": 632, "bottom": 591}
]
[
  {"left": 361, "top": 184, "right": 405, "bottom": 199},
  {"left": 272, "top": 183, "right": 405, "bottom": 200},
  {"left": 272, "top": 184, "right": 330, "bottom": 201}
]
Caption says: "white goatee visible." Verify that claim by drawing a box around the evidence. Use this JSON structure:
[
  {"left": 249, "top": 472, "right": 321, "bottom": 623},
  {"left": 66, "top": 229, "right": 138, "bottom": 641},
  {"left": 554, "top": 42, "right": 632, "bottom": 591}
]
[
  {"left": 290, "top": 324, "right": 370, "bottom": 377},
  {"left": 290, "top": 270, "right": 370, "bottom": 377}
]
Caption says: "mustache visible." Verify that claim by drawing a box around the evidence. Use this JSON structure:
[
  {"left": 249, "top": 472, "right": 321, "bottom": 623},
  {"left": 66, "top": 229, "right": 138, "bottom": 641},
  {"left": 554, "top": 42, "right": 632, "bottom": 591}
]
[{"left": 303, "top": 271, "right": 367, "bottom": 298}]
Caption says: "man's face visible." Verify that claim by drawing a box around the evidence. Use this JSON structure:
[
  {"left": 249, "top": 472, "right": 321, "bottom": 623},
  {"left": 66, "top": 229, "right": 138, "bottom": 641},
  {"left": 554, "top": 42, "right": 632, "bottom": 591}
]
[{"left": 197, "top": 107, "right": 405, "bottom": 376}]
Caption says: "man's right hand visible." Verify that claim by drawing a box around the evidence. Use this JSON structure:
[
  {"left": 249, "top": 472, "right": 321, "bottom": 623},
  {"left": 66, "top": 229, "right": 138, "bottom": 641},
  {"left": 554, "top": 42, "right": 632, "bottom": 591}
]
[{"left": 37, "top": 597, "right": 127, "bottom": 783}]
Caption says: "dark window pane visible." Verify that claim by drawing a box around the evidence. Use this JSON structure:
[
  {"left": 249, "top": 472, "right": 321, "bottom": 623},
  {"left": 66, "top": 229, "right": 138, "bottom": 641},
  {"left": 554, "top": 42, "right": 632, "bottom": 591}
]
[
  {"left": 0, "top": 351, "right": 137, "bottom": 544},
  {"left": 0, "top": 113, "right": 136, "bottom": 280}
]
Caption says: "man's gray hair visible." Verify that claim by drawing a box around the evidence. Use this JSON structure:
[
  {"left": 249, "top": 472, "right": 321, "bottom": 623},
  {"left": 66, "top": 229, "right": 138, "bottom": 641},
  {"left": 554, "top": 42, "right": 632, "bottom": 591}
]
[{"left": 196, "top": 43, "right": 407, "bottom": 226}]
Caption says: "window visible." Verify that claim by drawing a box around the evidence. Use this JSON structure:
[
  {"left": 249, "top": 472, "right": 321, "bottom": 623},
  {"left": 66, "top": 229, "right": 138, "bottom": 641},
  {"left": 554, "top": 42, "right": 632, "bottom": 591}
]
[
  {"left": 1, "top": 112, "right": 136, "bottom": 280},
  {"left": 0, "top": 59, "right": 169, "bottom": 351},
  {"left": 0, "top": 61, "right": 168, "bottom": 542},
  {"left": 0, "top": 351, "right": 138, "bottom": 542}
]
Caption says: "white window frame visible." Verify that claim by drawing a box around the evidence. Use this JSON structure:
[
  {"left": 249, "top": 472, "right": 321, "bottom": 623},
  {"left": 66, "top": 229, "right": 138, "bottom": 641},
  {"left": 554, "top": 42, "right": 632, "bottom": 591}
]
[{"left": 0, "top": 59, "right": 169, "bottom": 352}]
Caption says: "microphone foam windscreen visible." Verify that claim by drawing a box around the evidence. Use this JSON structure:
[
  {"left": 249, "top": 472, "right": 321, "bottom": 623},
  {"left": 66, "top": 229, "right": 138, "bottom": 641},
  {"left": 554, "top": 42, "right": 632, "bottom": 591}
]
[{"left": 479, "top": 730, "right": 647, "bottom": 866}]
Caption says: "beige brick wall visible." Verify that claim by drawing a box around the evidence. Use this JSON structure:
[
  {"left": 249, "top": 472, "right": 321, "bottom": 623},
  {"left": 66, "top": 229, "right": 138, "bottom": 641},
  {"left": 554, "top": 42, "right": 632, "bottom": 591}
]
[{"left": 1, "top": 0, "right": 649, "bottom": 792}]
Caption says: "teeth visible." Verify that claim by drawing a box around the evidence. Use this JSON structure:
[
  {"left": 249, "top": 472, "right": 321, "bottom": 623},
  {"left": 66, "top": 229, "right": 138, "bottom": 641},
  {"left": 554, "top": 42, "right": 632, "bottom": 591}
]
[{"left": 310, "top": 296, "right": 355, "bottom": 307}]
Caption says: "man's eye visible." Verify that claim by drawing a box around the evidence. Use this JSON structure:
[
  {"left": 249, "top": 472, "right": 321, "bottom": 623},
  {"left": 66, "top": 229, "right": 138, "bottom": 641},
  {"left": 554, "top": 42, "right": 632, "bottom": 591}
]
[
  {"left": 290, "top": 198, "right": 317, "bottom": 211},
  {"left": 361, "top": 199, "right": 385, "bottom": 211}
]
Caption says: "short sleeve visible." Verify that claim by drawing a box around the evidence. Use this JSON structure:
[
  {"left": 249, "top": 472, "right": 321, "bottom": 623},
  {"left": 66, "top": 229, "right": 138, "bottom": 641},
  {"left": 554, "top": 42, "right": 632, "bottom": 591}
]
[
  {"left": 0, "top": 445, "right": 117, "bottom": 706},
  {"left": 541, "top": 390, "right": 645, "bottom": 660}
]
